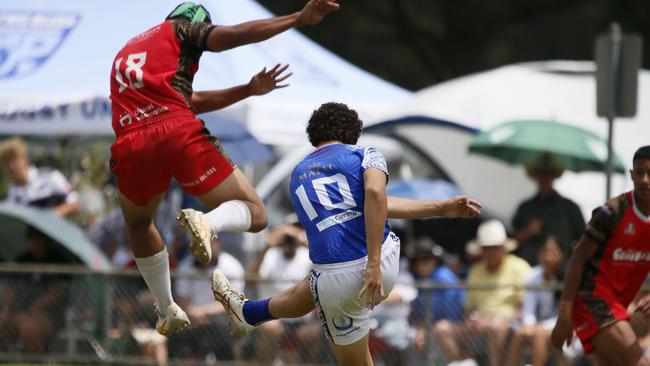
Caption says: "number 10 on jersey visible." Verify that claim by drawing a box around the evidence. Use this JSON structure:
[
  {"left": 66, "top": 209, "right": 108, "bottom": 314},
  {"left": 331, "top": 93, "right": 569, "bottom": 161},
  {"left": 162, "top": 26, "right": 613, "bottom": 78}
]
[{"left": 295, "top": 173, "right": 358, "bottom": 221}]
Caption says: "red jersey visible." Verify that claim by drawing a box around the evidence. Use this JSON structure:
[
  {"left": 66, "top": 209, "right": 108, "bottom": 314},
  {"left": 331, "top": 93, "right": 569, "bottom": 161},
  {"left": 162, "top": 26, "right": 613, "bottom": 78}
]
[
  {"left": 578, "top": 191, "right": 650, "bottom": 307},
  {"left": 109, "top": 20, "right": 214, "bottom": 136}
]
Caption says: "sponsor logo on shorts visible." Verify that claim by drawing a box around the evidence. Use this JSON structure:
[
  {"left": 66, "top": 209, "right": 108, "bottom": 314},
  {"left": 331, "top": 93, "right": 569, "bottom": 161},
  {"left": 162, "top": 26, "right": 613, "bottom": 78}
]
[
  {"left": 612, "top": 248, "right": 650, "bottom": 262},
  {"left": 332, "top": 315, "right": 353, "bottom": 331},
  {"left": 181, "top": 166, "right": 217, "bottom": 187}
]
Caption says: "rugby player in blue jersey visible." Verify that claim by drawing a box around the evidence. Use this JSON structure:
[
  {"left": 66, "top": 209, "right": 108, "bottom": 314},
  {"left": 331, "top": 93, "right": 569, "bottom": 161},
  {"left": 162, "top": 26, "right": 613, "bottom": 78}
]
[{"left": 212, "top": 102, "right": 481, "bottom": 365}]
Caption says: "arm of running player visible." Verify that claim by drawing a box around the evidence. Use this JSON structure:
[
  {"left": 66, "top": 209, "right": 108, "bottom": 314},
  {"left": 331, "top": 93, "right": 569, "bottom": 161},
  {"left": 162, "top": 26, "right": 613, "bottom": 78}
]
[
  {"left": 191, "top": 64, "right": 292, "bottom": 114},
  {"left": 386, "top": 195, "right": 482, "bottom": 219},
  {"left": 206, "top": 0, "right": 339, "bottom": 52},
  {"left": 358, "top": 168, "right": 388, "bottom": 310},
  {"left": 550, "top": 235, "right": 599, "bottom": 349}
]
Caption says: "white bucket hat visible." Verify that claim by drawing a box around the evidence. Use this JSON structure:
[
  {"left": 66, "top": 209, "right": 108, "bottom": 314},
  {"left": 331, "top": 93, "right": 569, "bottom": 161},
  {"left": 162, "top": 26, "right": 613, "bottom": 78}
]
[{"left": 466, "top": 219, "right": 518, "bottom": 256}]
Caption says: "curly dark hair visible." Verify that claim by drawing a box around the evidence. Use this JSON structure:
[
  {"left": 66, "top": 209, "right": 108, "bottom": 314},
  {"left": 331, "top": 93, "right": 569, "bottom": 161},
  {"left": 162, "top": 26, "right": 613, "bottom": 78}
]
[{"left": 306, "top": 102, "right": 363, "bottom": 147}]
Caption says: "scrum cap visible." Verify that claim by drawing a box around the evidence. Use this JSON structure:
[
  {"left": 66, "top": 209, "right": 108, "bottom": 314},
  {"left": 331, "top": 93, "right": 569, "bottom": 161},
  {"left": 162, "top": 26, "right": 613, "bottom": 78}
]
[{"left": 167, "top": 2, "right": 212, "bottom": 23}]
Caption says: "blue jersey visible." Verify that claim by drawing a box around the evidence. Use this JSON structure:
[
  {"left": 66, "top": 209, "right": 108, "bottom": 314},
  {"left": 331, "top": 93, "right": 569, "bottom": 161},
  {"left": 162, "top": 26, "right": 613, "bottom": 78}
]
[{"left": 289, "top": 144, "right": 391, "bottom": 264}]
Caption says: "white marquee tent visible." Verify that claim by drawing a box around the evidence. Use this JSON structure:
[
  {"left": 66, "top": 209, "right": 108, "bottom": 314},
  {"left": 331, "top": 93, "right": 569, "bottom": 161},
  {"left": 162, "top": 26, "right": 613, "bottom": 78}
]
[
  {"left": 372, "top": 61, "right": 650, "bottom": 219},
  {"left": 0, "top": 0, "right": 410, "bottom": 144}
]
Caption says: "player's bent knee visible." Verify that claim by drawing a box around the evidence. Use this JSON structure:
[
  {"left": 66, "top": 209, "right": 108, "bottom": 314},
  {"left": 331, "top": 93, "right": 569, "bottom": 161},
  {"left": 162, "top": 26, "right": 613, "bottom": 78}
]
[{"left": 248, "top": 204, "right": 268, "bottom": 232}]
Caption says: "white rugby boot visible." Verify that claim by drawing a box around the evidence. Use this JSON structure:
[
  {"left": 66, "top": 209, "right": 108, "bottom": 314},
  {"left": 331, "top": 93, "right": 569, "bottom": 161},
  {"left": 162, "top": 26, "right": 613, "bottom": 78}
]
[
  {"left": 211, "top": 269, "right": 256, "bottom": 336},
  {"left": 154, "top": 303, "right": 190, "bottom": 336},
  {"left": 177, "top": 208, "right": 213, "bottom": 264}
]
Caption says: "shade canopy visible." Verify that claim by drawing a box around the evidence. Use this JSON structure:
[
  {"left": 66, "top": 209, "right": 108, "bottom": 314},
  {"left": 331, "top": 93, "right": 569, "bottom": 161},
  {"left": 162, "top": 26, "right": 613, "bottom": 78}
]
[
  {"left": 469, "top": 120, "right": 626, "bottom": 174},
  {"left": 0, "top": 203, "right": 112, "bottom": 270}
]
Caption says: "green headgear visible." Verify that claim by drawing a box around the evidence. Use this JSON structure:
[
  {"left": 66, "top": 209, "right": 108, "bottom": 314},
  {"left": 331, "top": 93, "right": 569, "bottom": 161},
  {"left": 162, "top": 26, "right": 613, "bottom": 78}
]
[{"left": 166, "top": 2, "right": 212, "bottom": 24}]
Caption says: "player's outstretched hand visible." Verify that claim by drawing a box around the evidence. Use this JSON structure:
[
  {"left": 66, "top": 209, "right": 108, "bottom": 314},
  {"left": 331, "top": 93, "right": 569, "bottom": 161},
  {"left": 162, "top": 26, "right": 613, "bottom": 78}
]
[
  {"left": 358, "top": 262, "right": 384, "bottom": 310},
  {"left": 634, "top": 293, "right": 650, "bottom": 316},
  {"left": 297, "top": 0, "right": 340, "bottom": 26},
  {"left": 444, "top": 196, "right": 482, "bottom": 218},
  {"left": 248, "top": 64, "right": 292, "bottom": 96},
  {"left": 550, "top": 315, "right": 573, "bottom": 349}
]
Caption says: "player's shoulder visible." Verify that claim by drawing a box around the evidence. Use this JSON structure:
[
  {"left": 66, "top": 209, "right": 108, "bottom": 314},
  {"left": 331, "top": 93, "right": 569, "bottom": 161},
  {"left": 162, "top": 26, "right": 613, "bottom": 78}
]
[
  {"left": 593, "top": 192, "right": 630, "bottom": 220},
  {"left": 124, "top": 21, "right": 168, "bottom": 47}
]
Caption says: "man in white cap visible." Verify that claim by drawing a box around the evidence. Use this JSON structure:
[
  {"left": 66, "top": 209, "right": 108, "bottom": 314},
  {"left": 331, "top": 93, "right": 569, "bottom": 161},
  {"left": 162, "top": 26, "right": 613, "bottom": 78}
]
[{"left": 463, "top": 220, "right": 531, "bottom": 366}]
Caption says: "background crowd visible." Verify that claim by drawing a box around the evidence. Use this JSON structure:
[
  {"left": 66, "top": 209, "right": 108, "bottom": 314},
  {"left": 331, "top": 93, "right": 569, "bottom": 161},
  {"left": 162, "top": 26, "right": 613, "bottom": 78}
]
[{"left": 2, "top": 135, "right": 635, "bottom": 366}]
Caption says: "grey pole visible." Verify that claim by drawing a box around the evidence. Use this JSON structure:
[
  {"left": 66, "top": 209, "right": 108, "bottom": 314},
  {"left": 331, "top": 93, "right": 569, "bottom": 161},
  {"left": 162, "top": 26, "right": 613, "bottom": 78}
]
[{"left": 605, "top": 23, "right": 621, "bottom": 200}]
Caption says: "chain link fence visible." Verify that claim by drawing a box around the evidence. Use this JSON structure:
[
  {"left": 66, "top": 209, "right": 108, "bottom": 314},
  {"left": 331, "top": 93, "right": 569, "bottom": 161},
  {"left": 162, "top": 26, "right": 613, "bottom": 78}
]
[{"left": 0, "top": 265, "right": 601, "bottom": 366}]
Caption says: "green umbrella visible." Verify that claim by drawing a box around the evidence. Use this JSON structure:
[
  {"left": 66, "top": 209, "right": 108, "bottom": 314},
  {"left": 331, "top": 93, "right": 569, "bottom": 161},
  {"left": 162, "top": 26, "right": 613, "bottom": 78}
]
[{"left": 468, "top": 120, "right": 626, "bottom": 174}]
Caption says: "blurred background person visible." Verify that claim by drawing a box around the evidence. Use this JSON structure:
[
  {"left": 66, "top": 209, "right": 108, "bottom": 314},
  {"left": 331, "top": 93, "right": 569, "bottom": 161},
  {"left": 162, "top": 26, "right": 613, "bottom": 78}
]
[
  {"left": 512, "top": 154, "right": 585, "bottom": 265},
  {"left": 245, "top": 223, "right": 322, "bottom": 364},
  {"left": 462, "top": 219, "right": 531, "bottom": 366},
  {"left": 0, "top": 137, "right": 79, "bottom": 218},
  {"left": 506, "top": 236, "right": 568, "bottom": 366},
  {"left": 169, "top": 237, "right": 244, "bottom": 361},
  {"left": 408, "top": 237, "right": 466, "bottom": 365},
  {"left": 88, "top": 191, "right": 184, "bottom": 269},
  {"left": 0, "top": 226, "right": 72, "bottom": 353}
]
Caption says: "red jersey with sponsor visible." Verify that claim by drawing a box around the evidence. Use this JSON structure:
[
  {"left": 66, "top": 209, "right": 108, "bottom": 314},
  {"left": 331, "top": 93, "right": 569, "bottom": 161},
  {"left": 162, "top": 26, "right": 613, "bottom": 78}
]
[
  {"left": 109, "top": 20, "right": 214, "bottom": 135},
  {"left": 578, "top": 192, "right": 650, "bottom": 307}
]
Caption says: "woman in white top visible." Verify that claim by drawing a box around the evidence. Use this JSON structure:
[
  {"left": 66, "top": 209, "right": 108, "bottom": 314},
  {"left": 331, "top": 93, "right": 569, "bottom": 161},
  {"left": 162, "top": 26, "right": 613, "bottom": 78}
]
[{"left": 506, "top": 237, "right": 568, "bottom": 366}]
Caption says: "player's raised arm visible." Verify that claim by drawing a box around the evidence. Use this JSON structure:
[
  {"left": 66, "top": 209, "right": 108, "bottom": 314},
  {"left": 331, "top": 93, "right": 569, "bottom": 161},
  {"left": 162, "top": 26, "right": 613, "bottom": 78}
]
[
  {"left": 191, "top": 64, "right": 292, "bottom": 114},
  {"left": 206, "top": 0, "right": 339, "bottom": 52},
  {"left": 387, "top": 195, "right": 482, "bottom": 219}
]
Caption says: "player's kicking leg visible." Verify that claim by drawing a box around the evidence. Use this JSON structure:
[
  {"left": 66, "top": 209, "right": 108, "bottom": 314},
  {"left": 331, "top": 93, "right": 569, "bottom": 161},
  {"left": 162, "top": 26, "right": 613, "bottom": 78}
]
[
  {"left": 210, "top": 269, "right": 314, "bottom": 336},
  {"left": 119, "top": 192, "right": 189, "bottom": 336},
  {"left": 177, "top": 168, "right": 268, "bottom": 263},
  {"left": 590, "top": 319, "right": 650, "bottom": 366}
]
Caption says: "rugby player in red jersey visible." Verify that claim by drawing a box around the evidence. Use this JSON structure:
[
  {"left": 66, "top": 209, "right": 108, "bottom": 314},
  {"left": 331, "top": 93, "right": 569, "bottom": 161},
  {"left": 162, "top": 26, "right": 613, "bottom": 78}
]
[
  {"left": 109, "top": 1, "right": 339, "bottom": 335},
  {"left": 551, "top": 145, "right": 650, "bottom": 365}
]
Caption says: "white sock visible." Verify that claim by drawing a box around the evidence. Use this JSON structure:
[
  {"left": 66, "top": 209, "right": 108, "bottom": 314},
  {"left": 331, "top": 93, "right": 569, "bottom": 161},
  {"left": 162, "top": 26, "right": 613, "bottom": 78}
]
[
  {"left": 134, "top": 248, "right": 173, "bottom": 311},
  {"left": 202, "top": 200, "right": 252, "bottom": 233}
]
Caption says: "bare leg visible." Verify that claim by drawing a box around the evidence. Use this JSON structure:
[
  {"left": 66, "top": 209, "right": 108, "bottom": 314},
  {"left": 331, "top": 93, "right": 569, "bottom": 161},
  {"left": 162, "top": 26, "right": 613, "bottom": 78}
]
[
  {"left": 531, "top": 326, "right": 551, "bottom": 366},
  {"left": 591, "top": 319, "right": 650, "bottom": 366},
  {"left": 505, "top": 325, "right": 532, "bottom": 366},
  {"left": 269, "top": 277, "right": 315, "bottom": 319},
  {"left": 119, "top": 193, "right": 164, "bottom": 258},
  {"left": 486, "top": 319, "right": 510, "bottom": 366},
  {"left": 330, "top": 334, "right": 374, "bottom": 366},
  {"left": 120, "top": 192, "right": 188, "bottom": 335},
  {"left": 433, "top": 319, "right": 462, "bottom": 362}
]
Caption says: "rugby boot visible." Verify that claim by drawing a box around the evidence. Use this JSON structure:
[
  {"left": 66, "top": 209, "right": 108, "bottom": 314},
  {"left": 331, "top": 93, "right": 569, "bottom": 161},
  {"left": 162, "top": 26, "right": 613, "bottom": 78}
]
[
  {"left": 177, "top": 208, "right": 213, "bottom": 264},
  {"left": 211, "top": 269, "right": 256, "bottom": 336},
  {"left": 154, "top": 303, "right": 190, "bottom": 336}
]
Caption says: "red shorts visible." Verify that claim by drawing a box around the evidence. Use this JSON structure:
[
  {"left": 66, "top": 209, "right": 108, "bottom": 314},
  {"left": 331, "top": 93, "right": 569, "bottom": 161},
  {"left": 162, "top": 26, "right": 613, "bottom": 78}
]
[
  {"left": 572, "top": 293, "right": 630, "bottom": 353},
  {"left": 110, "top": 116, "right": 235, "bottom": 206}
]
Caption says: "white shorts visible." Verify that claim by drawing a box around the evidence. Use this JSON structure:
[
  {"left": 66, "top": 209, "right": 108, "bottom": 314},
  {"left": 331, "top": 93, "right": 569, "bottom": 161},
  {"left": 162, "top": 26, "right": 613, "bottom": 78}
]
[{"left": 309, "top": 232, "right": 401, "bottom": 346}]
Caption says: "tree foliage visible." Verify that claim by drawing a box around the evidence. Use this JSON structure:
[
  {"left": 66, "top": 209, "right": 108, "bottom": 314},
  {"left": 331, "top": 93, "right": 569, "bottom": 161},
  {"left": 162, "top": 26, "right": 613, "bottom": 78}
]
[{"left": 257, "top": 0, "right": 650, "bottom": 90}]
